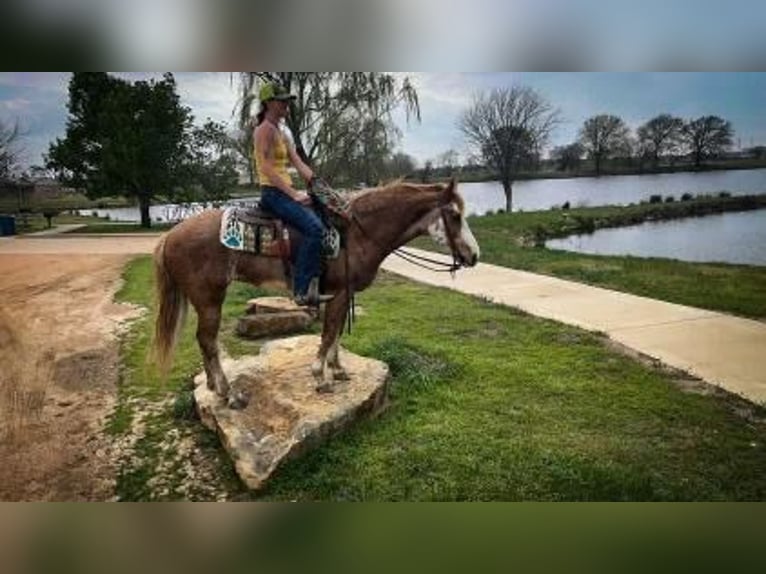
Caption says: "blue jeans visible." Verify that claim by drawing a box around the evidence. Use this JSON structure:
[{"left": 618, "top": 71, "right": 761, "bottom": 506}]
[{"left": 260, "top": 186, "right": 325, "bottom": 297}]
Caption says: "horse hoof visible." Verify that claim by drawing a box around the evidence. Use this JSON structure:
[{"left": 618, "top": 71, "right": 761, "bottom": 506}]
[
  {"left": 332, "top": 370, "right": 351, "bottom": 382},
  {"left": 227, "top": 390, "right": 250, "bottom": 410},
  {"left": 315, "top": 381, "right": 335, "bottom": 394}
]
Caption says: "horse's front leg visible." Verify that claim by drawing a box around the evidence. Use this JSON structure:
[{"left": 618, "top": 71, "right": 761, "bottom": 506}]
[{"left": 312, "top": 289, "right": 350, "bottom": 393}]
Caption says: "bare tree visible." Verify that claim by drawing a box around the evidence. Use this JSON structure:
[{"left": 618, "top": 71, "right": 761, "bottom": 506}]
[
  {"left": 578, "top": 114, "right": 631, "bottom": 176},
  {"left": 0, "top": 118, "right": 22, "bottom": 180},
  {"left": 387, "top": 152, "right": 417, "bottom": 179},
  {"left": 234, "top": 73, "right": 419, "bottom": 185},
  {"left": 683, "top": 116, "right": 734, "bottom": 168},
  {"left": 436, "top": 148, "right": 460, "bottom": 174},
  {"left": 460, "top": 87, "right": 559, "bottom": 212},
  {"left": 637, "top": 114, "right": 685, "bottom": 167},
  {"left": 550, "top": 142, "right": 585, "bottom": 172}
]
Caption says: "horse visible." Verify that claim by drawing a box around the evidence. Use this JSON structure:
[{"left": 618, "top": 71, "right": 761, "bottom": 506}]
[{"left": 152, "top": 178, "right": 480, "bottom": 408}]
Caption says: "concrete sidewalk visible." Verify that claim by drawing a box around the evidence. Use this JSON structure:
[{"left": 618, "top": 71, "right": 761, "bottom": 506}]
[{"left": 382, "top": 248, "right": 766, "bottom": 405}]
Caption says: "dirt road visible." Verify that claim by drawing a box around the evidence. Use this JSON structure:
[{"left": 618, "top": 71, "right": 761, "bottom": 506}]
[{"left": 0, "top": 235, "right": 156, "bottom": 500}]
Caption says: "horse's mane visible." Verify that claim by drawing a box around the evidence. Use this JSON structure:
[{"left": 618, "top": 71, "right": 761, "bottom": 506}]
[{"left": 350, "top": 179, "right": 464, "bottom": 214}]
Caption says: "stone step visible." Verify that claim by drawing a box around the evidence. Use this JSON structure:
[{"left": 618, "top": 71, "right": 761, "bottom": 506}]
[
  {"left": 236, "top": 311, "right": 313, "bottom": 339},
  {"left": 194, "top": 335, "right": 390, "bottom": 491}
]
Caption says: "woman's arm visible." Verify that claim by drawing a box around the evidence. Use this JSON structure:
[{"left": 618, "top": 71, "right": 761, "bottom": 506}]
[{"left": 287, "top": 141, "right": 314, "bottom": 184}]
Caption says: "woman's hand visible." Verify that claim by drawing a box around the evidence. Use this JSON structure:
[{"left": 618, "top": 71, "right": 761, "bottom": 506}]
[{"left": 295, "top": 191, "right": 312, "bottom": 205}]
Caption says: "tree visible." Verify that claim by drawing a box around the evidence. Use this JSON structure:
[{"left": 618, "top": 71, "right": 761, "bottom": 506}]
[
  {"left": 682, "top": 116, "right": 734, "bottom": 168},
  {"left": 47, "top": 73, "right": 192, "bottom": 228},
  {"left": 637, "top": 114, "right": 685, "bottom": 167},
  {"left": 578, "top": 114, "right": 631, "bottom": 175},
  {"left": 185, "top": 120, "right": 239, "bottom": 202},
  {"left": 0, "top": 118, "right": 21, "bottom": 181},
  {"left": 460, "top": 86, "right": 559, "bottom": 212},
  {"left": 387, "top": 152, "right": 417, "bottom": 179},
  {"left": 550, "top": 142, "right": 585, "bottom": 171},
  {"left": 230, "top": 127, "right": 256, "bottom": 185},
  {"left": 418, "top": 160, "right": 434, "bottom": 183},
  {"left": 235, "top": 73, "right": 420, "bottom": 185},
  {"left": 436, "top": 149, "right": 460, "bottom": 174}
]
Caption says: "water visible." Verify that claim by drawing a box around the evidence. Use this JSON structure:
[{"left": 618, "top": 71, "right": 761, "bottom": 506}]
[
  {"left": 546, "top": 209, "right": 766, "bottom": 266},
  {"left": 461, "top": 168, "right": 766, "bottom": 215},
  {"left": 81, "top": 168, "right": 766, "bottom": 222},
  {"left": 79, "top": 197, "right": 259, "bottom": 223}
]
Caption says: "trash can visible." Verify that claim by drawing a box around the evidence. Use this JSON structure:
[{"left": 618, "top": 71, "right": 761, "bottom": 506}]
[{"left": 0, "top": 215, "right": 16, "bottom": 236}]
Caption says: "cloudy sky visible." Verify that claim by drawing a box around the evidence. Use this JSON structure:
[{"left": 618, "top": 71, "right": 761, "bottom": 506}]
[{"left": 2, "top": 72, "right": 765, "bottom": 171}]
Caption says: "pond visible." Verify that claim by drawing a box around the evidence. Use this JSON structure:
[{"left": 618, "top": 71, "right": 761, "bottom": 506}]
[
  {"left": 461, "top": 168, "right": 766, "bottom": 215},
  {"left": 546, "top": 209, "right": 766, "bottom": 266},
  {"left": 81, "top": 168, "right": 766, "bottom": 222}
]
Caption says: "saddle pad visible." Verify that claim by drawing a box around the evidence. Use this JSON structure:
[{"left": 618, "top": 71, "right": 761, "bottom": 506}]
[
  {"left": 220, "top": 207, "right": 281, "bottom": 255},
  {"left": 220, "top": 207, "right": 341, "bottom": 259}
]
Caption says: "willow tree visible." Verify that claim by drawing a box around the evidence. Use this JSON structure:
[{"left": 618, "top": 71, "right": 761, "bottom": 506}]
[
  {"left": 460, "top": 86, "right": 559, "bottom": 213},
  {"left": 234, "top": 73, "right": 420, "bottom": 185}
]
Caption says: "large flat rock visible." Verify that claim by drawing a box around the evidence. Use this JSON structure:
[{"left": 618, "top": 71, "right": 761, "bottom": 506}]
[{"left": 194, "top": 335, "right": 389, "bottom": 491}]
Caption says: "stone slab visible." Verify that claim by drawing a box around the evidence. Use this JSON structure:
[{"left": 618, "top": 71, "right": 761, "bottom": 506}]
[
  {"left": 194, "top": 335, "right": 389, "bottom": 491},
  {"left": 245, "top": 296, "right": 304, "bottom": 315},
  {"left": 236, "top": 312, "right": 313, "bottom": 339}
]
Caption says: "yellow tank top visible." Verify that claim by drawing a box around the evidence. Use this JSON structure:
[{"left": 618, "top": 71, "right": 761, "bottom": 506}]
[{"left": 254, "top": 123, "right": 292, "bottom": 187}]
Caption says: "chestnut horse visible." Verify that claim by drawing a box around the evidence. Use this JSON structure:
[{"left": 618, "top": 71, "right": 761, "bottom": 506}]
[{"left": 152, "top": 178, "right": 480, "bottom": 407}]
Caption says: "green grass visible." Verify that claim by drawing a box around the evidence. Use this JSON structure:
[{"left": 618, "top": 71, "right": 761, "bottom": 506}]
[
  {"left": 113, "top": 258, "right": 766, "bottom": 501},
  {"left": 412, "top": 199, "right": 766, "bottom": 319},
  {"left": 110, "top": 256, "right": 279, "bottom": 500}
]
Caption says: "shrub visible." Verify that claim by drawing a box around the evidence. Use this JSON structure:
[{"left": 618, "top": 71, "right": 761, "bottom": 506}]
[
  {"left": 574, "top": 216, "right": 596, "bottom": 234},
  {"left": 681, "top": 193, "right": 693, "bottom": 202},
  {"left": 562, "top": 201, "right": 571, "bottom": 210},
  {"left": 718, "top": 191, "right": 732, "bottom": 198},
  {"left": 649, "top": 195, "right": 662, "bottom": 204},
  {"left": 665, "top": 196, "right": 675, "bottom": 203}
]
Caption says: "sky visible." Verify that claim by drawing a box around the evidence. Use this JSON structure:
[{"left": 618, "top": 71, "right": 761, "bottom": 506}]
[{"left": 2, "top": 72, "right": 765, "bottom": 172}]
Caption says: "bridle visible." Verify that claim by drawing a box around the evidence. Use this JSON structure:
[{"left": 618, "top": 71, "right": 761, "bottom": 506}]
[{"left": 355, "top": 205, "right": 465, "bottom": 277}]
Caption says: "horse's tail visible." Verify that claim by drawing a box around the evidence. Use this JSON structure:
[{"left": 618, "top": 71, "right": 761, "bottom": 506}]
[{"left": 151, "top": 235, "right": 187, "bottom": 376}]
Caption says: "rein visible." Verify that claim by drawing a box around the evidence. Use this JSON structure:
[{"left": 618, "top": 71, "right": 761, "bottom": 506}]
[
  {"left": 353, "top": 209, "right": 463, "bottom": 276},
  {"left": 391, "top": 247, "right": 461, "bottom": 276}
]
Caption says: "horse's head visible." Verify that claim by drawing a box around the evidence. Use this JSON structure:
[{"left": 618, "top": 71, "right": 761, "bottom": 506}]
[{"left": 427, "top": 178, "right": 480, "bottom": 268}]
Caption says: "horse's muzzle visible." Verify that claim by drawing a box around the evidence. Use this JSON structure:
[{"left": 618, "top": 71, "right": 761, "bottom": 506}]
[{"left": 459, "top": 253, "right": 478, "bottom": 268}]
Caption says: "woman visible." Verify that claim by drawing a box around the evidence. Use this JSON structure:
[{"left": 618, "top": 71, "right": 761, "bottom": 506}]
[{"left": 253, "top": 82, "right": 333, "bottom": 306}]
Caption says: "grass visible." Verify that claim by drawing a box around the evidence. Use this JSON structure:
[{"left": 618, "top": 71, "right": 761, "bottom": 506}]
[
  {"left": 112, "top": 258, "right": 766, "bottom": 501},
  {"left": 412, "top": 198, "right": 766, "bottom": 319},
  {"left": 109, "top": 256, "right": 279, "bottom": 500}
]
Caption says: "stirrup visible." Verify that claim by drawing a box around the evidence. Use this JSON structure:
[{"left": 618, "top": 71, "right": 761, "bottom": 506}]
[
  {"left": 294, "top": 278, "right": 334, "bottom": 306},
  {"left": 293, "top": 292, "right": 334, "bottom": 307}
]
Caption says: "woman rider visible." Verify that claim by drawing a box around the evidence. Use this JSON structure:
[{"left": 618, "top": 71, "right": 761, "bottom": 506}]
[{"left": 253, "top": 82, "right": 333, "bottom": 306}]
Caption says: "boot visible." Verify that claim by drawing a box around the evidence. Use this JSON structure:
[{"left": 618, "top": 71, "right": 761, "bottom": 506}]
[{"left": 294, "top": 277, "right": 334, "bottom": 307}]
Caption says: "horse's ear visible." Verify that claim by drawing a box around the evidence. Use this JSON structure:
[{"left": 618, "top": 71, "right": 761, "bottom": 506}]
[
  {"left": 442, "top": 176, "right": 457, "bottom": 199},
  {"left": 442, "top": 176, "right": 464, "bottom": 213}
]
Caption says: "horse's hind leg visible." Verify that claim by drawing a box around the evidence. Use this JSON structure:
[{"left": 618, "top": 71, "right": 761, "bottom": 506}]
[
  {"left": 196, "top": 304, "right": 229, "bottom": 397},
  {"left": 197, "top": 301, "right": 250, "bottom": 409}
]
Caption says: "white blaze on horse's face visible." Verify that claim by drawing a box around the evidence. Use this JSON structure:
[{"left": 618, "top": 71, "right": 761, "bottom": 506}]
[
  {"left": 427, "top": 203, "right": 480, "bottom": 267},
  {"left": 427, "top": 214, "right": 448, "bottom": 246}
]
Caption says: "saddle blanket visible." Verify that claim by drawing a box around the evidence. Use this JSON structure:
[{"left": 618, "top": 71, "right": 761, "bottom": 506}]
[{"left": 220, "top": 207, "right": 341, "bottom": 259}]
